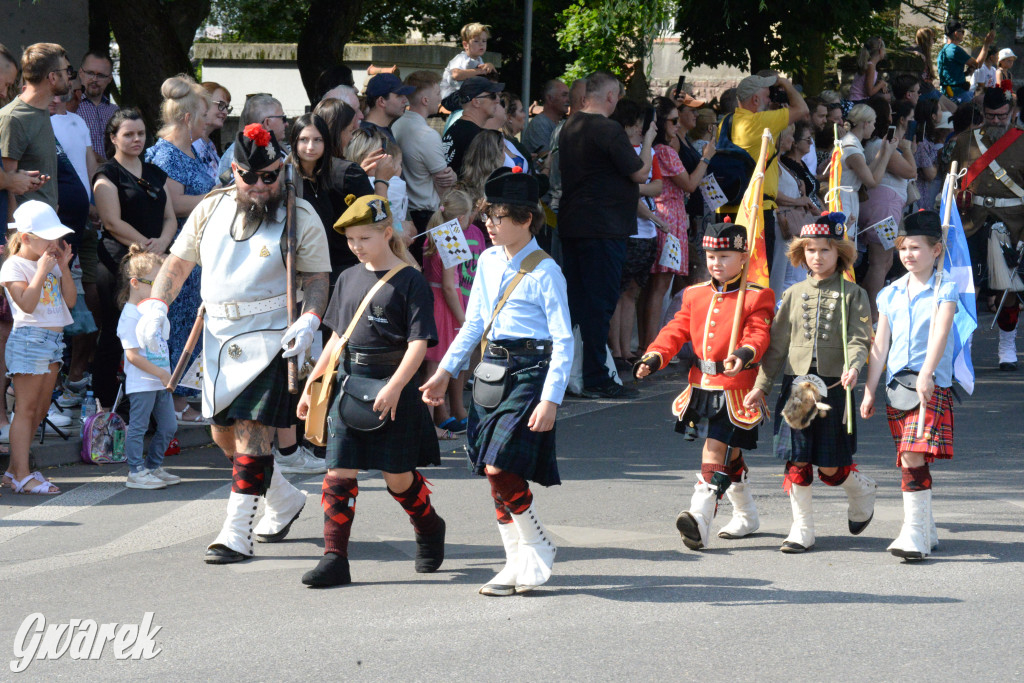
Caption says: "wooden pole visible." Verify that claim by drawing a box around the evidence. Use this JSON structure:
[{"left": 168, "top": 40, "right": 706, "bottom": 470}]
[
  {"left": 284, "top": 164, "right": 299, "bottom": 394},
  {"left": 166, "top": 305, "right": 204, "bottom": 391}
]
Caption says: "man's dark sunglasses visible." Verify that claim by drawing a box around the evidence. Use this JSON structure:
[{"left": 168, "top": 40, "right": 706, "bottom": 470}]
[{"left": 238, "top": 168, "right": 282, "bottom": 185}]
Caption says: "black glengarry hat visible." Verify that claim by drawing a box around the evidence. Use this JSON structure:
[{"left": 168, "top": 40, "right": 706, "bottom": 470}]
[
  {"left": 702, "top": 217, "right": 747, "bottom": 252},
  {"left": 234, "top": 123, "right": 284, "bottom": 170},
  {"left": 899, "top": 209, "right": 943, "bottom": 239},
  {"left": 800, "top": 211, "right": 847, "bottom": 239},
  {"left": 485, "top": 166, "right": 538, "bottom": 207}
]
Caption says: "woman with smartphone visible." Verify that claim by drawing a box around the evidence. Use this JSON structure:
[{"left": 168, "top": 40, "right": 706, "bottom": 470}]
[{"left": 859, "top": 97, "right": 917, "bottom": 321}]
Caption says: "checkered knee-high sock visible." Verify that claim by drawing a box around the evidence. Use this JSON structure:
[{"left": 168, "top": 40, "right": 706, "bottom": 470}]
[
  {"left": 388, "top": 470, "right": 443, "bottom": 535},
  {"left": 322, "top": 475, "right": 358, "bottom": 556}
]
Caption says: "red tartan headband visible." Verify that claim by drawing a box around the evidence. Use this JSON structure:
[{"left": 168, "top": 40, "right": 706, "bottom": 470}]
[
  {"left": 800, "top": 223, "right": 833, "bottom": 237},
  {"left": 702, "top": 234, "right": 747, "bottom": 251}
]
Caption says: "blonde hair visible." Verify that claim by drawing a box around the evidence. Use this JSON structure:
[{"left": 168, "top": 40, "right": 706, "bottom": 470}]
[
  {"left": 460, "top": 130, "right": 505, "bottom": 199},
  {"left": 845, "top": 103, "right": 875, "bottom": 130},
  {"left": 461, "top": 22, "right": 490, "bottom": 43},
  {"left": 857, "top": 37, "right": 885, "bottom": 72},
  {"left": 4, "top": 231, "right": 24, "bottom": 257},
  {"left": 157, "top": 75, "right": 209, "bottom": 139},
  {"left": 424, "top": 188, "right": 475, "bottom": 257},
  {"left": 118, "top": 244, "right": 165, "bottom": 306},
  {"left": 787, "top": 236, "right": 857, "bottom": 271},
  {"left": 344, "top": 128, "right": 387, "bottom": 166}
]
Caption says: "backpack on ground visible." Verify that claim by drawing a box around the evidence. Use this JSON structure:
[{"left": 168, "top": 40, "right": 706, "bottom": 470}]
[
  {"left": 706, "top": 114, "right": 775, "bottom": 205},
  {"left": 81, "top": 411, "right": 127, "bottom": 464}
]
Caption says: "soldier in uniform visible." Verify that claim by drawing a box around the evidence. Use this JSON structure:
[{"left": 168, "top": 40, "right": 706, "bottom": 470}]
[
  {"left": 951, "top": 87, "right": 1023, "bottom": 370},
  {"left": 634, "top": 219, "right": 774, "bottom": 550},
  {"left": 136, "top": 124, "right": 332, "bottom": 564}
]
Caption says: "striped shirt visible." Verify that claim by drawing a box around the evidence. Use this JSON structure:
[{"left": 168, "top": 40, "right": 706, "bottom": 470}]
[{"left": 76, "top": 96, "right": 119, "bottom": 160}]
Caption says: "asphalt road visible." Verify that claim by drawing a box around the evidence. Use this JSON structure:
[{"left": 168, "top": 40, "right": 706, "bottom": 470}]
[{"left": 1, "top": 314, "right": 1022, "bottom": 681}]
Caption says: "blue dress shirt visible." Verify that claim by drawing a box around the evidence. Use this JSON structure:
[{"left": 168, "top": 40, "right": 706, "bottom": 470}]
[
  {"left": 440, "top": 238, "right": 574, "bottom": 403},
  {"left": 876, "top": 270, "right": 958, "bottom": 387}
]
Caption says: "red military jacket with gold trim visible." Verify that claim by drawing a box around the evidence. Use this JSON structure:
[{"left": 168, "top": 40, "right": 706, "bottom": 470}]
[{"left": 645, "top": 277, "right": 775, "bottom": 391}]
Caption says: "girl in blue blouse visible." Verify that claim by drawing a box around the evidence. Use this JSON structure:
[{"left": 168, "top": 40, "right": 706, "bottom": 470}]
[{"left": 861, "top": 210, "right": 958, "bottom": 561}]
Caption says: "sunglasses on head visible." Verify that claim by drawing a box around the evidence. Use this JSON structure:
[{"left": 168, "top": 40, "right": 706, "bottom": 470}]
[
  {"left": 475, "top": 92, "right": 498, "bottom": 100},
  {"left": 136, "top": 177, "right": 160, "bottom": 201},
  {"left": 238, "top": 167, "right": 282, "bottom": 185}
]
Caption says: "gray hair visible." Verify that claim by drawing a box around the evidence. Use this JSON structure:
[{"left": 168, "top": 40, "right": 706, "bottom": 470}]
[
  {"left": 240, "top": 94, "right": 281, "bottom": 127},
  {"left": 322, "top": 84, "right": 359, "bottom": 110}
]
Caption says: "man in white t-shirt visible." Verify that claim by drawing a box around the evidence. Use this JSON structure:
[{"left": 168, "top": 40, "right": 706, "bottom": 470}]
[
  {"left": 392, "top": 71, "right": 457, "bottom": 235},
  {"left": 48, "top": 88, "right": 98, "bottom": 202}
]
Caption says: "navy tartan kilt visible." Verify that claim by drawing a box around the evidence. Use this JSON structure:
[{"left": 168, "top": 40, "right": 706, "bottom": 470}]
[
  {"left": 772, "top": 373, "right": 856, "bottom": 467},
  {"left": 676, "top": 387, "right": 758, "bottom": 451},
  {"left": 213, "top": 353, "right": 298, "bottom": 429},
  {"left": 325, "top": 360, "right": 440, "bottom": 473},
  {"left": 467, "top": 355, "right": 560, "bottom": 487}
]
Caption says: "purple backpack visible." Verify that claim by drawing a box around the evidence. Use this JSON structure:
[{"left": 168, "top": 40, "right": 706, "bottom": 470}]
[{"left": 80, "top": 412, "right": 127, "bottom": 464}]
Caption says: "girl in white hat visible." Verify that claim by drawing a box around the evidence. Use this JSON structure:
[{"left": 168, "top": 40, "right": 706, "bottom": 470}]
[
  {"left": 0, "top": 200, "right": 75, "bottom": 495},
  {"left": 996, "top": 48, "right": 1017, "bottom": 92}
]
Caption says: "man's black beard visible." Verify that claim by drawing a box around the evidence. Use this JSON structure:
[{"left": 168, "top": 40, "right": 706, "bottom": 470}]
[{"left": 235, "top": 187, "right": 282, "bottom": 234}]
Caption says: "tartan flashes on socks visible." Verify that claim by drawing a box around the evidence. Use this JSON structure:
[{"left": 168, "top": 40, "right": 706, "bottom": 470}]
[
  {"left": 819, "top": 464, "right": 853, "bottom": 487},
  {"left": 901, "top": 465, "right": 932, "bottom": 492},
  {"left": 388, "top": 470, "right": 443, "bottom": 536},
  {"left": 724, "top": 455, "right": 748, "bottom": 483},
  {"left": 783, "top": 461, "right": 813, "bottom": 493},
  {"left": 487, "top": 470, "right": 533, "bottom": 515},
  {"left": 232, "top": 454, "right": 273, "bottom": 495}
]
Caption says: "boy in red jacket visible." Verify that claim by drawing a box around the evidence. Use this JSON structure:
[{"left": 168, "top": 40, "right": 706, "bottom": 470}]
[{"left": 635, "top": 219, "right": 774, "bottom": 550}]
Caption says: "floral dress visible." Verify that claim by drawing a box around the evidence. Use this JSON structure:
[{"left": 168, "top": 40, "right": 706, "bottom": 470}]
[
  {"left": 651, "top": 144, "right": 689, "bottom": 275},
  {"left": 145, "top": 138, "right": 216, "bottom": 398}
]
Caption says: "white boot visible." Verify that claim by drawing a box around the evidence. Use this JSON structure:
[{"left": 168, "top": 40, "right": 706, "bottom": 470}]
[
  {"left": 929, "top": 506, "right": 939, "bottom": 551},
  {"left": 998, "top": 327, "right": 1018, "bottom": 367},
  {"left": 479, "top": 522, "right": 519, "bottom": 597},
  {"left": 839, "top": 469, "right": 877, "bottom": 535},
  {"left": 206, "top": 492, "right": 259, "bottom": 563},
  {"left": 718, "top": 472, "right": 760, "bottom": 539},
  {"left": 781, "top": 484, "right": 814, "bottom": 553},
  {"left": 254, "top": 467, "right": 307, "bottom": 543},
  {"left": 888, "top": 490, "right": 931, "bottom": 560},
  {"left": 675, "top": 474, "right": 719, "bottom": 550},
  {"left": 511, "top": 503, "right": 556, "bottom": 592}
]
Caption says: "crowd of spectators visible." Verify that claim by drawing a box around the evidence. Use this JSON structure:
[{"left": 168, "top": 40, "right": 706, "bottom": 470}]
[{"left": 0, "top": 17, "right": 1018, "bottom": 492}]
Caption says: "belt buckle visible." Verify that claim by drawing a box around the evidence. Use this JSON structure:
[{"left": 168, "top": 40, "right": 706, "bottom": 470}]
[
  {"left": 224, "top": 302, "right": 241, "bottom": 320},
  {"left": 985, "top": 196, "right": 996, "bottom": 208}
]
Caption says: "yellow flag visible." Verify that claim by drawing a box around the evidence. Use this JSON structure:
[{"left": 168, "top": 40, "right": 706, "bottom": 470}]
[
  {"left": 828, "top": 132, "right": 857, "bottom": 282},
  {"left": 735, "top": 128, "right": 771, "bottom": 288}
]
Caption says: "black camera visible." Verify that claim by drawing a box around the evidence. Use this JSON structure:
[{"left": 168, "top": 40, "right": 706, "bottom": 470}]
[{"left": 769, "top": 86, "right": 788, "bottom": 105}]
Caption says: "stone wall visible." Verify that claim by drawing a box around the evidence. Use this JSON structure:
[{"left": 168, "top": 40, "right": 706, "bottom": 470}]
[{"left": 0, "top": 0, "right": 88, "bottom": 68}]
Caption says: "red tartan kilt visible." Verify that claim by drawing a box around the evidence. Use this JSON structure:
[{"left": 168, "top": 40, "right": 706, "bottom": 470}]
[{"left": 886, "top": 386, "right": 955, "bottom": 465}]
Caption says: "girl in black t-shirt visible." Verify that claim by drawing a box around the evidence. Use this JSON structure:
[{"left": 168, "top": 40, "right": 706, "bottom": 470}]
[{"left": 296, "top": 194, "right": 443, "bottom": 588}]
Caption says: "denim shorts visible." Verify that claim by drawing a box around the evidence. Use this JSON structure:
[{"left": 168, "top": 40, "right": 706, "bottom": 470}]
[{"left": 6, "top": 326, "right": 65, "bottom": 376}]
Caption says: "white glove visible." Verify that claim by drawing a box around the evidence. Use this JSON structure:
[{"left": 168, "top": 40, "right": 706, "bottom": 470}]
[
  {"left": 136, "top": 299, "right": 170, "bottom": 355},
  {"left": 281, "top": 312, "right": 320, "bottom": 359}
]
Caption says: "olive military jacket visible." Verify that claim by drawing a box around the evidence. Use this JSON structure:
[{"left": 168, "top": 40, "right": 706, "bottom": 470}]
[
  {"left": 950, "top": 126, "right": 1024, "bottom": 243},
  {"left": 754, "top": 271, "right": 872, "bottom": 393}
]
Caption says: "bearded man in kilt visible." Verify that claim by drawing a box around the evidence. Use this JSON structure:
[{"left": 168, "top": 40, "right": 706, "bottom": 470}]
[{"left": 136, "top": 125, "right": 331, "bottom": 564}]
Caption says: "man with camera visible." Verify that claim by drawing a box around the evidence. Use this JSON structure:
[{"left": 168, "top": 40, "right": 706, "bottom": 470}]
[{"left": 717, "top": 72, "right": 808, "bottom": 272}]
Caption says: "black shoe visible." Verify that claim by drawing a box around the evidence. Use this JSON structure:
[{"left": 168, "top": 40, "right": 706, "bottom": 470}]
[
  {"left": 849, "top": 513, "right": 873, "bottom": 536},
  {"left": 301, "top": 553, "right": 352, "bottom": 587},
  {"left": 204, "top": 544, "right": 251, "bottom": 564},
  {"left": 999, "top": 362, "right": 1018, "bottom": 371},
  {"left": 613, "top": 357, "right": 632, "bottom": 372},
  {"left": 414, "top": 518, "right": 446, "bottom": 573},
  {"left": 255, "top": 502, "right": 305, "bottom": 543},
  {"left": 675, "top": 511, "right": 703, "bottom": 550},
  {"left": 580, "top": 382, "right": 638, "bottom": 399},
  {"left": 780, "top": 541, "right": 812, "bottom": 554}
]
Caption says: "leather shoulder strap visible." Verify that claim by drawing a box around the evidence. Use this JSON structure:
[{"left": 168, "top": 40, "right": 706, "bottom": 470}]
[
  {"left": 479, "top": 249, "right": 550, "bottom": 355},
  {"left": 965, "top": 127, "right": 1024, "bottom": 193}
]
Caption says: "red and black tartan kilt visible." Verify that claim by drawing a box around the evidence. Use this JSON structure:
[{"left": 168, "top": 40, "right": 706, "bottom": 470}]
[
  {"left": 467, "top": 358, "right": 560, "bottom": 487},
  {"left": 886, "top": 386, "right": 954, "bottom": 464}
]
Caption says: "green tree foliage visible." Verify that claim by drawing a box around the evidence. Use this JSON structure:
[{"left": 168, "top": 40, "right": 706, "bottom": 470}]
[{"left": 556, "top": 0, "right": 674, "bottom": 83}]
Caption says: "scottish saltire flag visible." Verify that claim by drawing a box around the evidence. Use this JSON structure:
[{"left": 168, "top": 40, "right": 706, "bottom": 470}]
[
  {"left": 939, "top": 174, "right": 977, "bottom": 394},
  {"left": 736, "top": 128, "right": 771, "bottom": 288}
]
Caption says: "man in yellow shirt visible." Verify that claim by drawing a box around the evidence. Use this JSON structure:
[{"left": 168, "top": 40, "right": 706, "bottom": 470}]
[{"left": 718, "top": 72, "right": 807, "bottom": 273}]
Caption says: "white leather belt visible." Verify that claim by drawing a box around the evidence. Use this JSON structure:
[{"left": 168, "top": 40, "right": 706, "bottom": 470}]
[
  {"left": 206, "top": 294, "right": 288, "bottom": 320},
  {"left": 972, "top": 195, "right": 1024, "bottom": 208}
]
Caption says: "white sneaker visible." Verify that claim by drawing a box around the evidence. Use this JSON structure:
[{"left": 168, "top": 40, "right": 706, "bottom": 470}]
[
  {"left": 273, "top": 445, "right": 327, "bottom": 474},
  {"left": 57, "top": 389, "right": 84, "bottom": 408},
  {"left": 47, "top": 406, "right": 73, "bottom": 428},
  {"left": 149, "top": 467, "right": 181, "bottom": 485},
  {"left": 126, "top": 469, "right": 168, "bottom": 490}
]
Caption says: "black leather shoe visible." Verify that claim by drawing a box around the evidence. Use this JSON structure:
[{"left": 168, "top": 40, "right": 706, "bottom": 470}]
[
  {"left": 414, "top": 518, "right": 446, "bottom": 573},
  {"left": 999, "top": 362, "right": 1018, "bottom": 371},
  {"left": 301, "top": 553, "right": 352, "bottom": 587},
  {"left": 581, "top": 382, "right": 638, "bottom": 399},
  {"left": 204, "top": 544, "right": 251, "bottom": 564},
  {"left": 255, "top": 503, "right": 305, "bottom": 543},
  {"left": 675, "top": 511, "right": 703, "bottom": 550},
  {"left": 780, "top": 541, "right": 812, "bottom": 554}
]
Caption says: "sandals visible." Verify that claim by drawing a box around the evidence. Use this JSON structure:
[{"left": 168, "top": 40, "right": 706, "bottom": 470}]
[
  {"left": 3, "top": 470, "right": 60, "bottom": 495},
  {"left": 175, "top": 407, "right": 209, "bottom": 426}
]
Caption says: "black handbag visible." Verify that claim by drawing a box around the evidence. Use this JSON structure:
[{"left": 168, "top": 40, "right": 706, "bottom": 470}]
[
  {"left": 472, "top": 361, "right": 509, "bottom": 410},
  {"left": 885, "top": 369, "right": 920, "bottom": 411},
  {"left": 339, "top": 375, "right": 392, "bottom": 432}
]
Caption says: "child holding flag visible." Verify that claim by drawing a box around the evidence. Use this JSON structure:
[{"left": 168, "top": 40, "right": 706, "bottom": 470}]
[
  {"left": 861, "top": 209, "right": 958, "bottom": 561},
  {"left": 743, "top": 212, "right": 876, "bottom": 554},
  {"left": 635, "top": 219, "right": 774, "bottom": 550}
]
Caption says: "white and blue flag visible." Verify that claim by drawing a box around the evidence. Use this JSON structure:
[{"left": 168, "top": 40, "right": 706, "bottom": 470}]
[{"left": 939, "top": 174, "right": 977, "bottom": 394}]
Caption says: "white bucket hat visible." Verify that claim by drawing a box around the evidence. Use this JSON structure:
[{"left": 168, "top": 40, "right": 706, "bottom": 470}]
[
  {"left": 998, "top": 48, "right": 1017, "bottom": 63},
  {"left": 935, "top": 111, "right": 954, "bottom": 130},
  {"left": 7, "top": 200, "right": 74, "bottom": 241}
]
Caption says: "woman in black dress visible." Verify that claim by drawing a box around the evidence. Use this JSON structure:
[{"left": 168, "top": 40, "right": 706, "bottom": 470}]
[{"left": 92, "top": 108, "right": 177, "bottom": 410}]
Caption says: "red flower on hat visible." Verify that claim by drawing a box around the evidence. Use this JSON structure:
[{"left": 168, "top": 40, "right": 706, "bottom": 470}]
[
  {"left": 243, "top": 123, "right": 271, "bottom": 147},
  {"left": 511, "top": 166, "right": 523, "bottom": 174}
]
